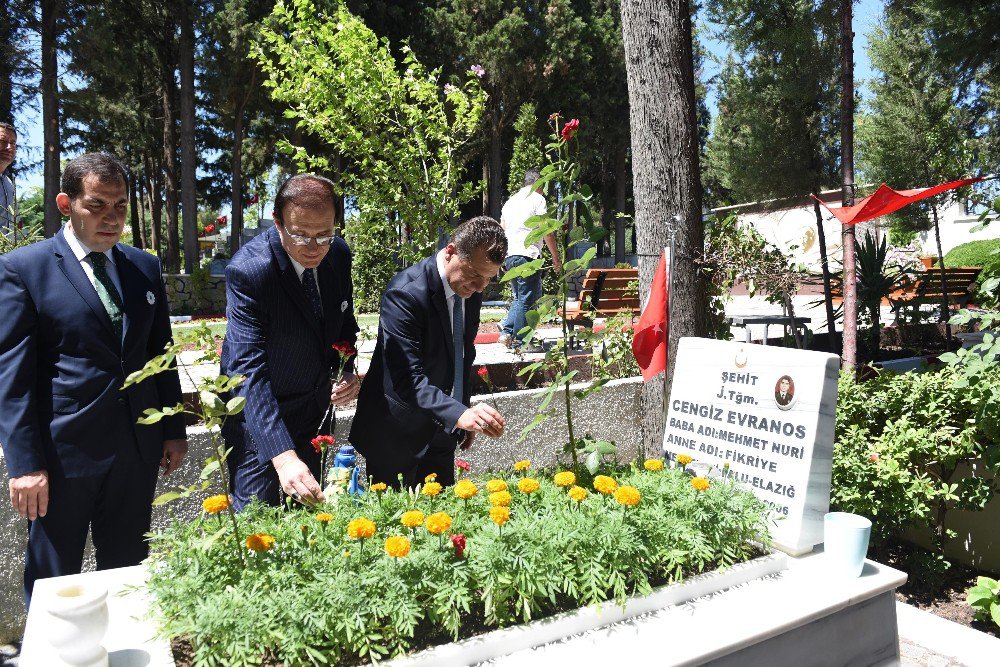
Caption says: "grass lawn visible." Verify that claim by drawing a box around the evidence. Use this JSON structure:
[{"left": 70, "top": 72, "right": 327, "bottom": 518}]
[{"left": 172, "top": 308, "right": 507, "bottom": 340}]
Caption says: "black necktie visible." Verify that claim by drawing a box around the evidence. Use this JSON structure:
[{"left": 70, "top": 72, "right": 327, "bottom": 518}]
[
  {"left": 87, "top": 252, "right": 124, "bottom": 339},
  {"left": 302, "top": 267, "right": 323, "bottom": 322}
]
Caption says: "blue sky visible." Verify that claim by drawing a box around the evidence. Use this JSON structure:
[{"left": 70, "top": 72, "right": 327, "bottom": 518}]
[{"left": 12, "top": 0, "right": 884, "bottom": 196}]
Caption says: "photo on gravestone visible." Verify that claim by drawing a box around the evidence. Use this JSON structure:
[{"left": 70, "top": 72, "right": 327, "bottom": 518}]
[{"left": 663, "top": 337, "right": 840, "bottom": 555}]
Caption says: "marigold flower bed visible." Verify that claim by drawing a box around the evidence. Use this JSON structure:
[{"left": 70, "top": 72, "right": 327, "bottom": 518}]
[{"left": 148, "top": 464, "right": 770, "bottom": 666}]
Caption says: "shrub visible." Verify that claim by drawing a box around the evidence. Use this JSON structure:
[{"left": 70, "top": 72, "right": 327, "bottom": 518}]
[
  {"left": 831, "top": 365, "right": 1000, "bottom": 549},
  {"left": 346, "top": 213, "right": 398, "bottom": 314},
  {"left": 942, "top": 238, "right": 1000, "bottom": 267},
  {"left": 148, "top": 465, "right": 769, "bottom": 665}
]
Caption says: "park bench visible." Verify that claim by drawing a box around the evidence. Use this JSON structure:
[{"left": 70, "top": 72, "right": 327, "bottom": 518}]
[
  {"left": 889, "top": 266, "right": 982, "bottom": 322},
  {"left": 563, "top": 267, "right": 640, "bottom": 346}
]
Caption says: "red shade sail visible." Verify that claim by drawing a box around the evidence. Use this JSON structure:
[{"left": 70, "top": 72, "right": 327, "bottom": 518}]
[{"left": 813, "top": 176, "right": 986, "bottom": 225}]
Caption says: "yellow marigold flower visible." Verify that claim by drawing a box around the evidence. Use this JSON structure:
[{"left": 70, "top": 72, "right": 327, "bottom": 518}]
[
  {"left": 490, "top": 506, "right": 510, "bottom": 526},
  {"left": 343, "top": 550, "right": 352, "bottom": 558},
  {"left": 553, "top": 471, "right": 576, "bottom": 487},
  {"left": 568, "top": 485, "right": 588, "bottom": 502},
  {"left": 347, "top": 517, "right": 376, "bottom": 539},
  {"left": 400, "top": 510, "right": 425, "bottom": 528},
  {"left": 370, "top": 482, "right": 388, "bottom": 493},
  {"left": 454, "top": 479, "right": 478, "bottom": 499},
  {"left": 202, "top": 494, "right": 230, "bottom": 514},
  {"left": 424, "top": 473, "right": 438, "bottom": 483},
  {"left": 422, "top": 481, "right": 443, "bottom": 496},
  {"left": 614, "top": 486, "right": 641, "bottom": 506},
  {"left": 316, "top": 512, "right": 334, "bottom": 524},
  {"left": 246, "top": 532, "right": 275, "bottom": 552},
  {"left": 489, "top": 490, "right": 512, "bottom": 507},
  {"left": 643, "top": 459, "right": 664, "bottom": 471},
  {"left": 513, "top": 459, "right": 531, "bottom": 472},
  {"left": 691, "top": 477, "right": 711, "bottom": 492},
  {"left": 485, "top": 479, "right": 507, "bottom": 493},
  {"left": 677, "top": 454, "right": 693, "bottom": 466},
  {"left": 425, "top": 512, "right": 453, "bottom": 535},
  {"left": 384, "top": 535, "right": 411, "bottom": 558},
  {"left": 593, "top": 475, "right": 618, "bottom": 495},
  {"left": 517, "top": 478, "right": 540, "bottom": 494}
]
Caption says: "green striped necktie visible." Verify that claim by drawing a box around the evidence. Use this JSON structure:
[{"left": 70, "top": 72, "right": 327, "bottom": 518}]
[{"left": 87, "top": 251, "right": 124, "bottom": 339}]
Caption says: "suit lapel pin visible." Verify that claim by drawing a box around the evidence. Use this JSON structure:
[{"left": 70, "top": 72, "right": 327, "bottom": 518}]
[
  {"left": 146, "top": 291, "right": 156, "bottom": 305},
  {"left": 341, "top": 300, "right": 348, "bottom": 312}
]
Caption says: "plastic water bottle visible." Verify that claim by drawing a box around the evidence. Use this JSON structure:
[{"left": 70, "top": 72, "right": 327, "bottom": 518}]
[{"left": 330, "top": 444, "right": 362, "bottom": 496}]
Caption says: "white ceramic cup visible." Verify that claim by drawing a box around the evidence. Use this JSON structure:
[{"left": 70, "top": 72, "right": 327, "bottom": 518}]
[
  {"left": 47, "top": 582, "right": 110, "bottom": 667},
  {"left": 824, "top": 511, "right": 873, "bottom": 579}
]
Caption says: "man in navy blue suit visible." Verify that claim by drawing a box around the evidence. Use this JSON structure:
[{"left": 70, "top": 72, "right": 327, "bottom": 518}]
[
  {"left": 0, "top": 152, "right": 187, "bottom": 604},
  {"left": 222, "top": 174, "right": 360, "bottom": 509},
  {"left": 351, "top": 216, "right": 507, "bottom": 487}
]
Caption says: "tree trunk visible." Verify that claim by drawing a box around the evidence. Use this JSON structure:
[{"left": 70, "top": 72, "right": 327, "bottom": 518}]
[
  {"left": 145, "top": 153, "right": 162, "bottom": 260},
  {"left": 41, "top": 0, "right": 61, "bottom": 237},
  {"left": 622, "top": 0, "right": 707, "bottom": 455},
  {"left": 813, "top": 200, "right": 838, "bottom": 352},
  {"left": 228, "top": 110, "right": 245, "bottom": 256},
  {"left": 486, "top": 113, "right": 503, "bottom": 221},
  {"left": 176, "top": 0, "right": 199, "bottom": 273},
  {"left": 840, "top": 0, "right": 858, "bottom": 370},
  {"left": 931, "top": 202, "right": 952, "bottom": 346},
  {"left": 615, "top": 143, "right": 628, "bottom": 263},
  {"left": 0, "top": 0, "right": 14, "bottom": 122},
  {"left": 129, "top": 169, "right": 144, "bottom": 249},
  {"left": 600, "top": 163, "right": 614, "bottom": 257},
  {"left": 162, "top": 81, "right": 180, "bottom": 273}
]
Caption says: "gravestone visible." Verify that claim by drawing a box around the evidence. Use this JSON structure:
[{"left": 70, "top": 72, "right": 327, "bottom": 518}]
[{"left": 663, "top": 337, "right": 840, "bottom": 555}]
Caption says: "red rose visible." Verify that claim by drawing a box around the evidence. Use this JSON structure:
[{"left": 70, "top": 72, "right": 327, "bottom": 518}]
[
  {"left": 455, "top": 458, "right": 470, "bottom": 472},
  {"left": 311, "top": 435, "right": 335, "bottom": 453},
  {"left": 561, "top": 118, "right": 580, "bottom": 141},
  {"left": 477, "top": 366, "right": 489, "bottom": 379},
  {"left": 451, "top": 533, "right": 466, "bottom": 558}
]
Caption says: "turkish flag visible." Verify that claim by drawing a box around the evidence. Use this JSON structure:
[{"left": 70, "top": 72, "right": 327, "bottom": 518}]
[{"left": 632, "top": 250, "right": 669, "bottom": 381}]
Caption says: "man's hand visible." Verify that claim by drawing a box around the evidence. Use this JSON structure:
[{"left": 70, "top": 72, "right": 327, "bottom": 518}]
[
  {"left": 9, "top": 470, "right": 49, "bottom": 520},
  {"left": 160, "top": 439, "right": 188, "bottom": 477},
  {"left": 331, "top": 372, "right": 360, "bottom": 407},
  {"left": 456, "top": 403, "right": 505, "bottom": 438},
  {"left": 460, "top": 430, "right": 476, "bottom": 451},
  {"left": 272, "top": 450, "right": 325, "bottom": 506}
]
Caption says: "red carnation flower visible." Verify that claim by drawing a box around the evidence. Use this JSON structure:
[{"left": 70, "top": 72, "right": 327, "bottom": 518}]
[
  {"left": 560, "top": 118, "right": 580, "bottom": 142},
  {"left": 451, "top": 533, "right": 466, "bottom": 559},
  {"left": 455, "top": 458, "right": 470, "bottom": 472},
  {"left": 311, "top": 435, "right": 336, "bottom": 453},
  {"left": 331, "top": 341, "right": 357, "bottom": 356},
  {"left": 477, "top": 366, "right": 489, "bottom": 379}
]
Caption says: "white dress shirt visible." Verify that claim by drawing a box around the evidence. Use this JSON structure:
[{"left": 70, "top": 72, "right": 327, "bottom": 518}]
[
  {"left": 64, "top": 223, "right": 123, "bottom": 301},
  {"left": 289, "top": 256, "right": 321, "bottom": 298}
]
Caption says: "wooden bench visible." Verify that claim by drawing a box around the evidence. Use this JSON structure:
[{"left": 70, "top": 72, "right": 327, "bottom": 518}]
[
  {"left": 889, "top": 266, "right": 982, "bottom": 322},
  {"left": 563, "top": 268, "right": 640, "bottom": 343}
]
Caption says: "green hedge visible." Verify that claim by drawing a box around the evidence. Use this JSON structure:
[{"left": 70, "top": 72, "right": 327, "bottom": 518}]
[{"left": 942, "top": 238, "right": 1000, "bottom": 267}]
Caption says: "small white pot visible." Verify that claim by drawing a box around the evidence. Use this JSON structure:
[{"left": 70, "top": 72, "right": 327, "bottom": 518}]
[{"left": 46, "top": 582, "right": 110, "bottom": 667}]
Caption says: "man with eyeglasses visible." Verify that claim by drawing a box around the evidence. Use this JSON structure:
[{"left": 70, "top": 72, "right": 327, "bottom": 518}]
[
  {"left": 221, "top": 173, "right": 360, "bottom": 509},
  {"left": 0, "top": 122, "right": 17, "bottom": 233}
]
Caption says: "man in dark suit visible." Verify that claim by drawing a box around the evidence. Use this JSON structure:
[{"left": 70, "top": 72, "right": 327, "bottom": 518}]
[
  {"left": 0, "top": 152, "right": 187, "bottom": 605},
  {"left": 222, "top": 174, "right": 360, "bottom": 509},
  {"left": 351, "top": 216, "right": 507, "bottom": 487}
]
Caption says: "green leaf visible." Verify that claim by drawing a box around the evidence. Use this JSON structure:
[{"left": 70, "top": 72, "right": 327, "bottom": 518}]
[
  {"left": 585, "top": 451, "right": 600, "bottom": 475},
  {"left": 152, "top": 491, "right": 183, "bottom": 506},
  {"left": 201, "top": 460, "right": 221, "bottom": 480},
  {"left": 226, "top": 396, "right": 247, "bottom": 416}
]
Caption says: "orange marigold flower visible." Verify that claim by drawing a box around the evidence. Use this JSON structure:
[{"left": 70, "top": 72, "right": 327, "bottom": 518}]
[
  {"left": 246, "top": 532, "right": 275, "bottom": 552},
  {"left": 517, "top": 478, "right": 540, "bottom": 494},
  {"left": 425, "top": 512, "right": 453, "bottom": 535},
  {"left": 454, "top": 479, "right": 478, "bottom": 499},
  {"left": 593, "top": 475, "right": 618, "bottom": 495},
  {"left": 676, "top": 454, "right": 693, "bottom": 466},
  {"left": 691, "top": 477, "right": 711, "bottom": 492},
  {"left": 643, "top": 459, "right": 664, "bottom": 471},
  {"left": 424, "top": 473, "right": 438, "bottom": 483},
  {"left": 202, "top": 494, "right": 230, "bottom": 514},
  {"left": 489, "top": 490, "right": 512, "bottom": 507},
  {"left": 614, "top": 486, "right": 641, "bottom": 506},
  {"left": 401, "top": 510, "right": 425, "bottom": 528},
  {"left": 513, "top": 459, "right": 531, "bottom": 471},
  {"left": 422, "top": 481, "right": 443, "bottom": 496},
  {"left": 347, "top": 517, "right": 376, "bottom": 539},
  {"left": 370, "top": 482, "right": 388, "bottom": 493},
  {"left": 315, "top": 512, "right": 334, "bottom": 523},
  {"left": 490, "top": 506, "right": 510, "bottom": 526},
  {"left": 485, "top": 479, "right": 507, "bottom": 493},
  {"left": 553, "top": 471, "right": 575, "bottom": 487},
  {"left": 384, "top": 535, "right": 411, "bottom": 558},
  {"left": 568, "top": 485, "right": 588, "bottom": 502}
]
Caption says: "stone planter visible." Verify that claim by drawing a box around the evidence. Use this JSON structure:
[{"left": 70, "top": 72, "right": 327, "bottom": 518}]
[{"left": 46, "top": 580, "right": 110, "bottom": 667}]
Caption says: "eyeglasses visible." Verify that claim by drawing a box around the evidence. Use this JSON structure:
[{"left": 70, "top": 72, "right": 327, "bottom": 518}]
[{"left": 280, "top": 228, "right": 336, "bottom": 246}]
